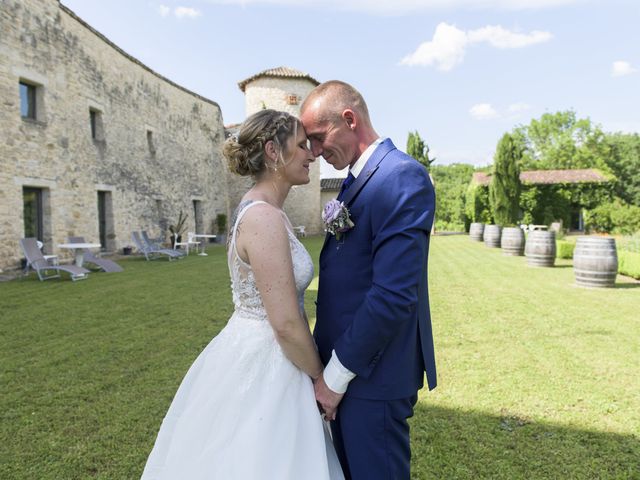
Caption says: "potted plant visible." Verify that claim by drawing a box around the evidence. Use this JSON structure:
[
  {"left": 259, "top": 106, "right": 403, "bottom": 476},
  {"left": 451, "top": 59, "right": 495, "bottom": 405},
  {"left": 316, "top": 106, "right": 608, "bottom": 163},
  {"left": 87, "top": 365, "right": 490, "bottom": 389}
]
[
  {"left": 169, "top": 210, "right": 188, "bottom": 248},
  {"left": 215, "top": 213, "right": 227, "bottom": 244}
]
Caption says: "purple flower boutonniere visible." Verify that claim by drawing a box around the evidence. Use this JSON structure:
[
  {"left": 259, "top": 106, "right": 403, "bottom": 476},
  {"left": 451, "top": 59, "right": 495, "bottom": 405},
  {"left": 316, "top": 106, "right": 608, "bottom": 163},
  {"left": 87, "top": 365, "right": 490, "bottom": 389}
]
[{"left": 322, "top": 199, "right": 355, "bottom": 241}]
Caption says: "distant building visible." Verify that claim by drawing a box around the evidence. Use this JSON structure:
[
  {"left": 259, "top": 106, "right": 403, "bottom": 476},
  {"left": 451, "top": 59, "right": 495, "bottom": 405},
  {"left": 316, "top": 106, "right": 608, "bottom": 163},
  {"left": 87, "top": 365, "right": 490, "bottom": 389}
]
[{"left": 470, "top": 168, "right": 612, "bottom": 230}]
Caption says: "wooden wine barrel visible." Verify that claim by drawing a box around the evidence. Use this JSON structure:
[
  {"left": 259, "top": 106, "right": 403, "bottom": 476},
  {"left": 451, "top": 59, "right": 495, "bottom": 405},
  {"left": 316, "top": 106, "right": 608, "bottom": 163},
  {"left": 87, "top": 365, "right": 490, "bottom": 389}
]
[
  {"left": 501, "top": 227, "right": 525, "bottom": 256},
  {"left": 469, "top": 223, "right": 484, "bottom": 242},
  {"left": 483, "top": 225, "right": 502, "bottom": 248},
  {"left": 525, "top": 230, "right": 556, "bottom": 267},
  {"left": 573, "top": 237, "right": 617, "bottom": 288}
]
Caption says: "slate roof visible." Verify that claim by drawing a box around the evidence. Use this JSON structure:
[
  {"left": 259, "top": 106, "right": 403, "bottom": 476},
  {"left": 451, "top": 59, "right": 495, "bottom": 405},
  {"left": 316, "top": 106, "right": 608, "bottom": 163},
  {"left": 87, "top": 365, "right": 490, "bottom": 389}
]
[
  {"left": 471, "top": 169, "right": 610, "bottom": 186},
  {"left": 321, "top": 178, "right": 345, "bottom": 191},
  {"left": 238, "top": 66, "right": 320, "bottom": 92}
]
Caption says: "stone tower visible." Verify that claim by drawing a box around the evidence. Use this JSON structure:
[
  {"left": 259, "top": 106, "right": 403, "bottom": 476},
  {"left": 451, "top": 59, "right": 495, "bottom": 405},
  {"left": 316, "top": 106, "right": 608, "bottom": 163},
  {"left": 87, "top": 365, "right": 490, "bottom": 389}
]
[{"left": 233, "top": 67, "right": 322, "bottom": 234}]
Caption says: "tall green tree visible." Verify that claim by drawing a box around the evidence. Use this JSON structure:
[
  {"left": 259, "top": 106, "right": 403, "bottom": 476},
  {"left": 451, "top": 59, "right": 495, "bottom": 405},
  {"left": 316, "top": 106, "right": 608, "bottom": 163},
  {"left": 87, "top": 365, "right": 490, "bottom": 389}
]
[
  {"left": 514, "top": 110, "right": 610, "bottom": 171},
  {"left": 490, "top": 133, "right": 522, "bottom": 226},
  {"left": 430, "top": 163, "right": 475, "bottom": 231},
  {"left": 603, "top": 132, "right": 640, "bottom": 206},
  {"left": 407, "top": 130, "right": 436, "bottom": 171}
]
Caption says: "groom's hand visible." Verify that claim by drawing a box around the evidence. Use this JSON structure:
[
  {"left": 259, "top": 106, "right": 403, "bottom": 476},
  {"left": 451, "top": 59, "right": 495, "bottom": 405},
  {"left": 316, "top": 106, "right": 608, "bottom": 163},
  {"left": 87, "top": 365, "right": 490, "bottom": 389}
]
[{"left": 314, "top": 374, "right": 344, "bottom": 421}]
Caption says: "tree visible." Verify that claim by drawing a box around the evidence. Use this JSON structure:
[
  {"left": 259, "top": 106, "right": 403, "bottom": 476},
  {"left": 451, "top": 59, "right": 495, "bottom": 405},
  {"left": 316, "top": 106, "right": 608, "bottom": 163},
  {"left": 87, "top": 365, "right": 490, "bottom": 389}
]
[
  {"left": 430, "top": 163, "right": 475, "bottom": 231},
  {"left": 603, "top": 132, "right": 640, "bottom": 206},
  {"left": 489, "top": 133, "right": 522, "bottom": 226},
  {"left": 407, "top": 131, "right": 436, "bottom": 171},
  {"left": 514, "top": 110, "right": 610, "bottom": 171}
]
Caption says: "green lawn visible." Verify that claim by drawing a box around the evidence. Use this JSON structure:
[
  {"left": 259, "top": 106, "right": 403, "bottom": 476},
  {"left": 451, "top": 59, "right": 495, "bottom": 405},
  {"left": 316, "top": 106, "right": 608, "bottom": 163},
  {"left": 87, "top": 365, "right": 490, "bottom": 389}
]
[{"left": 1, "top": 237, "right": 638, "bottom": 479}]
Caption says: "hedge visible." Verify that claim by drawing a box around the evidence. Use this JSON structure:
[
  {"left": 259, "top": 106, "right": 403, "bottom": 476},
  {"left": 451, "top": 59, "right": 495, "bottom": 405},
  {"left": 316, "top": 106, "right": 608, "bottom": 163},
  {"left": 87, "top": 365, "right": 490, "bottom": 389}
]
[
  {"left": 619, "top": 250, "right": 640, "bottom": 280},
  {"left": 556, "top": 240, "right": 576, "bottom": 259}
]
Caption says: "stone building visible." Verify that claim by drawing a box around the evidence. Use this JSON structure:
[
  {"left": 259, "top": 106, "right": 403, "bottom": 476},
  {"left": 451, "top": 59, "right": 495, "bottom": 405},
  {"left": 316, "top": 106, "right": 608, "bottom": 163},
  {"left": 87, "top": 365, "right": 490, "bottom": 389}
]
[
  {"left": 1, "top": 0, "right": 229, "bottom": 271},
  {"left": 320, "top": 178, "right": 342, "bottom": 209},
  {"left": 0, "top": 1, "right": 325, "bottom": 272},
  {"left": 227, "top": 67, "right": 322, "bottom": 235}
]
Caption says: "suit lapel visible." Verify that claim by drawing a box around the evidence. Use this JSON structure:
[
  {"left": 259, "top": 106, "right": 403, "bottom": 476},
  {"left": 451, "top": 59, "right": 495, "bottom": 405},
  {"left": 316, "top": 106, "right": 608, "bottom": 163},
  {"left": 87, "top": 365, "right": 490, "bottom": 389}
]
[
  {"left": 320, "top": 139, "right": 397, "bottom": 257},
  {"left": 341, "top": 139, "right": 395, "bottom": 207}
]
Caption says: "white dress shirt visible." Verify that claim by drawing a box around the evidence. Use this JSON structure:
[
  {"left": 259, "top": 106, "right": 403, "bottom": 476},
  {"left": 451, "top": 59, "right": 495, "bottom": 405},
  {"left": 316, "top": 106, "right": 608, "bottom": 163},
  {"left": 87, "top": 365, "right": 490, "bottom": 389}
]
[{"left": 323, "top": 137, "right": 384, "bottom": 394}]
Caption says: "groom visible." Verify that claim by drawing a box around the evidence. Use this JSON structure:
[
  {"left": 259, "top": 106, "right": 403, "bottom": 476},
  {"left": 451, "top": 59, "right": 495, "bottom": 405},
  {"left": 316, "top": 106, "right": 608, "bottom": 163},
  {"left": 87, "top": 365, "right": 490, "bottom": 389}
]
[{"left": 300, "top": 81, "right": 437, "bottom": 480}]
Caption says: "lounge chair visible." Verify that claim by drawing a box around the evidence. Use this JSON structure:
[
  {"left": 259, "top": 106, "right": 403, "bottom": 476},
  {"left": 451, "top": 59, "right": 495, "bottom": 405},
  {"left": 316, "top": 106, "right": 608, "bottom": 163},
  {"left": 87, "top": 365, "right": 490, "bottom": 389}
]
[
  {"left": 20, "top": 238, "right": 89, "bottom": 281},
  {"left": 141, "top": 231, "right": 166, "bottom": 250},
  {"left": 67, "top": 237, "right": 123, "bottom": 273},
  {"left": 23, "top": 240, "right": 58, "bottom": 275},
  {"left": 132, "top": 232, "right": 183, "bottom": 261}
]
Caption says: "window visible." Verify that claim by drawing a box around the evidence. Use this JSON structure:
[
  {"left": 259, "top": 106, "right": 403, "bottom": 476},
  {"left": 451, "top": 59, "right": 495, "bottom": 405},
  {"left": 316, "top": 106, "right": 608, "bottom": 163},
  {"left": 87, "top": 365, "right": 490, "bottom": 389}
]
[
  {"left": 287, "top": 94, "right": 299, "bottom": 106},
  {"left": 193, "top": 200, "right": 203, "bottom": 234},
  {"left": 23, "top": 187, "right": 43, "bottom": 240},
  {"left": 97, "top": 191, "right": 114, "bottom": 251},
  {"left": 20, "top": 82, "right": 36, "bottom": 119},
  {"left": 90, "top": 110, "right": 97, "bottom": 139},
  {"left": 147, "top": 130, "right": 156, "bottom": 155},
  {"left": 89, "top": 108, "right": 104, "bottom": 141}
]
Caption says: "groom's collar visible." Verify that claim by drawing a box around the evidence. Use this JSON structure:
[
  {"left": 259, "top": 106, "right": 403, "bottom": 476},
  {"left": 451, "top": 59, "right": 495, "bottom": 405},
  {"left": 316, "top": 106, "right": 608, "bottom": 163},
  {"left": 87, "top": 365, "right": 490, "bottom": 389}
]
[
  {"left": 349, "top": 137, "right": 384, "bottom": 178},
  {"left": 340, "top": 138, "right": 396, "bottom": 207}
]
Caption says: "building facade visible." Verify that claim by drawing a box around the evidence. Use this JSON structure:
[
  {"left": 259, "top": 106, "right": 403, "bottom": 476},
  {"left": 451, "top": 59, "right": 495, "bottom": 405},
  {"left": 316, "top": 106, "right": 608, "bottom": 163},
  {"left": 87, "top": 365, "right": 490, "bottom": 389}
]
[
  {"left": 1, "top": 0, "right": 229, "bottom": 271},
  {"left": 0, "top": 2, "right": 326, "bottom": 272}
]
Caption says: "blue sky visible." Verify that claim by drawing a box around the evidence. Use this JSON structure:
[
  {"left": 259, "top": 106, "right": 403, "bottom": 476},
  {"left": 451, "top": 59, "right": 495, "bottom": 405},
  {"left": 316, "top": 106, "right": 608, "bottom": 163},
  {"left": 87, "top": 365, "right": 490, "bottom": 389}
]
[{"left": 61, "top": 0, "right": 639, "bottom": 176}]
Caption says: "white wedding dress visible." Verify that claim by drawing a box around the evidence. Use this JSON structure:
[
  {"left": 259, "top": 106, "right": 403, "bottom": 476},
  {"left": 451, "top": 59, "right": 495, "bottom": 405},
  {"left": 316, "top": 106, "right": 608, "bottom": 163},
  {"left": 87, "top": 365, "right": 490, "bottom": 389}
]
[{"left": 141, "top": 200, "right": 344, "bottom": 480}]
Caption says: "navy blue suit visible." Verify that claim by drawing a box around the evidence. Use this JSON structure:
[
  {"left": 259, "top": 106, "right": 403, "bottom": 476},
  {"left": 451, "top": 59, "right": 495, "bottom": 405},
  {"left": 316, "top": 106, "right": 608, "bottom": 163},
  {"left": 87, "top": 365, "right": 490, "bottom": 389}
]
[{"left": 314, "top": 139, "right": 436, "bottom": 479}]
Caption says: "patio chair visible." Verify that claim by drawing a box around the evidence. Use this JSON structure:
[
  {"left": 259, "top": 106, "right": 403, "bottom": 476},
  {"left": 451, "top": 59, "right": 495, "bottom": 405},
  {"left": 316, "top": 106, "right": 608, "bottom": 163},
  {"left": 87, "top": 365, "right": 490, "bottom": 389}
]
[
  {"left": 293, "top": 226, "right": 306, "bottom": 238},
  {"left": 173, "top": 232, "right": 200, "bottom": 255},
  {"left": 23, "top": 240, "right": 58, "bottom": 275},
  {"left": 20, "top": 238, "right": 89, "bottom": 281},
  {"left": 141, "top": 231, "right": 164, "bottom": 249},
  {"left": 141, "top": 231, "right": 186, "bottom": 257},
  {"left": 67, "top": 237, "right": 123, "bottom": 273},
  {"left": 132, "top": 232, "right": 183, "bottom": 261}
]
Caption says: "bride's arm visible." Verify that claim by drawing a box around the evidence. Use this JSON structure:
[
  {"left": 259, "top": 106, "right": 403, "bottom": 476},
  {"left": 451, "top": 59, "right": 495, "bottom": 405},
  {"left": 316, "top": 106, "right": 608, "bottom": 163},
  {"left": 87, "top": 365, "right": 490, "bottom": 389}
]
[{"left": 236, "top": 204, "right": 323, "bottom": 380}]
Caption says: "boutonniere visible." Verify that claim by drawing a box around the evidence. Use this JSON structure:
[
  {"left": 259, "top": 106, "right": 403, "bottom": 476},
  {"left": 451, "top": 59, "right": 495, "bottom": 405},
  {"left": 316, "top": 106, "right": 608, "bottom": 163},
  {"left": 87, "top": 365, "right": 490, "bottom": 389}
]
[{"left": 322, "top": 199, "right": 355, "bottom": 241}]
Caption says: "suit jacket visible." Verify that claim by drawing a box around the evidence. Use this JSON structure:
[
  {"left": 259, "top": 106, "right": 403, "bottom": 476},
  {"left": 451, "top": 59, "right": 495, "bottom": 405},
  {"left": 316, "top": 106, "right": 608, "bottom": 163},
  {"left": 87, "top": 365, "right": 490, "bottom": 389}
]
[{"left": 314, "top": 138, "right": 437, "bottom": 400}]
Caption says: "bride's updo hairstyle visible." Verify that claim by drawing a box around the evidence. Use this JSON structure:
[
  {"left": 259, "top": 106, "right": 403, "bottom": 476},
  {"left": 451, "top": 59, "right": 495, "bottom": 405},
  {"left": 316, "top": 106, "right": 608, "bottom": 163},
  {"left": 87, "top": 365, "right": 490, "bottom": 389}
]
[{"left": 224, "top": 109, "right": 299, "bottom": 177}]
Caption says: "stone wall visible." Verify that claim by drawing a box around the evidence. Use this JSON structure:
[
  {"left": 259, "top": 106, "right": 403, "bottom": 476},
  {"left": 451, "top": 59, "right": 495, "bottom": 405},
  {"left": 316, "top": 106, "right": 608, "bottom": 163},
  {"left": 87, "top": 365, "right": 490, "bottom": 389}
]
[
  {"left": 0, "top": 0, "right": 228, "bottom": 270},
  {"left": 237, "top": 76, "right": 322, "bottom": 234}
]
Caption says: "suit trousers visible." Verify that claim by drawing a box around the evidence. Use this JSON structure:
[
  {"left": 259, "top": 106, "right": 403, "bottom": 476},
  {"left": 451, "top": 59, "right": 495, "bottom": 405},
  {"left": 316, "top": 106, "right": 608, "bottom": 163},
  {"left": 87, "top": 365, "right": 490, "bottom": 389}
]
[{"left": 330, "top": 394, "right": 418, "bottom": 480}]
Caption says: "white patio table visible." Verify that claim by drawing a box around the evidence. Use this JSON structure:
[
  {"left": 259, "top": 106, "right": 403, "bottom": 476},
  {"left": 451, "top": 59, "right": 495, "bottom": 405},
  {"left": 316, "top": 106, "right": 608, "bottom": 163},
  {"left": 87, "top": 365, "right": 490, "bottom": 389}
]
[
  {"left": 192, "top": 234, "right": 217, "bottom": 256},
  {"left": 57, "top": 242, "right": 101, "bottom": 267}
]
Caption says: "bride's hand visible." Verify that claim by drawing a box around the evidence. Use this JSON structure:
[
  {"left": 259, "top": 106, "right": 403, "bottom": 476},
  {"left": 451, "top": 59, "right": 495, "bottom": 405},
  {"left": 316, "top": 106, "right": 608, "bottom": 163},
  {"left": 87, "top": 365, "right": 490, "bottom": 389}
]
[{"left": 314, "top": 374, "right": 344, "bottom": 421}]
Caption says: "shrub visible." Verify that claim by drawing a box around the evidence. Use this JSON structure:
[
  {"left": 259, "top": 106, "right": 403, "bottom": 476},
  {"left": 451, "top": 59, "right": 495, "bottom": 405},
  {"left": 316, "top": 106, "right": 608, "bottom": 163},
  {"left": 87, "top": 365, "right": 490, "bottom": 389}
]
[
  {"left": 618, "top": 250, "right": 640, "bottom": 280},
  {"left": 557, "top": 240, "right": 576, "bottom": 259},
  {"left": 584, "top": 200, "right": 640, "bottom": 235}
]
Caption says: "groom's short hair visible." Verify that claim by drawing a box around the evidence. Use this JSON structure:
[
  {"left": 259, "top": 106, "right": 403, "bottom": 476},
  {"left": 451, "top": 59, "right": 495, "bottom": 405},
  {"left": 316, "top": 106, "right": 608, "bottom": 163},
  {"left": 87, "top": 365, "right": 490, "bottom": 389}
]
[{"left": 302, "top": 80, "right": 371, "bottom": 126}]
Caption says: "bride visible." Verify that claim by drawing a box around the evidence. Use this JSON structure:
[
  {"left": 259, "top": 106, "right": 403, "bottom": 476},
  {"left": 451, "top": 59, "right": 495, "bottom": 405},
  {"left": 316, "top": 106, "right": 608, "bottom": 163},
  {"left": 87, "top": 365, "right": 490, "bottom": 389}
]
[{"left": 141, "top": 109, "right": 344, "bottom": 479}]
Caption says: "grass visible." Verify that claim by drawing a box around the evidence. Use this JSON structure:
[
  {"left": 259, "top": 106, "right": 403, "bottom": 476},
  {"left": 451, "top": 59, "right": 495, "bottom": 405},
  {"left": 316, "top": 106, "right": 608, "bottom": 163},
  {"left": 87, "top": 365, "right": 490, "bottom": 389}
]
[{"left": 1, "top": 237, "right": 639, "bottom": 479}]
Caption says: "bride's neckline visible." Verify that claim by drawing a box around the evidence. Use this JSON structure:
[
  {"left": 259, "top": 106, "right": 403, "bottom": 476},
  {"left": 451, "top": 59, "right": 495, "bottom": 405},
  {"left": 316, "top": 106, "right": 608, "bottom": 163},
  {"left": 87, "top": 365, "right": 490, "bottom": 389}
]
[{"left": 240, "top": 198, "right": 284, "bottom": 211}]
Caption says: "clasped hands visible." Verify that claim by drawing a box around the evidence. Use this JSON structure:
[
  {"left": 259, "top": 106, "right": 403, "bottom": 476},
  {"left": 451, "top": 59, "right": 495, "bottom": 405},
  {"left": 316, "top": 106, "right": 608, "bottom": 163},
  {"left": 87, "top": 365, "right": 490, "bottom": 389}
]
[{"left": 314, "top": 372, "right": 344, "bottom": 421}]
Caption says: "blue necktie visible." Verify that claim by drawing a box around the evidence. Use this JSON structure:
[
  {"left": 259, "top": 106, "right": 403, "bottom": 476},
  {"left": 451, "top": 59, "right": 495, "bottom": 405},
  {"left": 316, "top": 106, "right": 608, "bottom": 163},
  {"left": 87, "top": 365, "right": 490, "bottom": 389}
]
[{"left": 338, "top": 172, "right": 355, "bottom": 200}]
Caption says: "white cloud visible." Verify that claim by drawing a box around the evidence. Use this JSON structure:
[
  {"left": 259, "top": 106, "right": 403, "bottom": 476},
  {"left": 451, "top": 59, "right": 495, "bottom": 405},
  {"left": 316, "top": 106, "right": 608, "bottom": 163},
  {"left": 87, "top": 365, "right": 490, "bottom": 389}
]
[
  {"left": 158, "top": 4, "right": 171, "bottom": 16},
  {"left": 400, "top": 23, "right": 468, "bottom": 71},
  {"left": 611, "top": 60, "right": 637, "bottom": 77},
  {"left": 467, "top": 25, "right": 552, "bottom": 48},
  {"left": 508, "top": 102, "right": 531, "bottom": 112},
  {"left": 401, "top": 22, "right": 552, "bottom": 70},
  {"left": 201, "top": 0, "right": 583, "bottom": 15},
  {"left": 174, "top": 6, "right": 202, "bottom": 18},
  {"left": 470, "top": 103, "right": 499, "bottom": 120}
]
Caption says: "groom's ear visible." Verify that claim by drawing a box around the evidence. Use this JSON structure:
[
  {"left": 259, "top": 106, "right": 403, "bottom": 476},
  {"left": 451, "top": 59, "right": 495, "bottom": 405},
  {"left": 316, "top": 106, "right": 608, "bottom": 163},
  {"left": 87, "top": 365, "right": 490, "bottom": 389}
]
[{"left": 342, "top": 109, "right": 356, "bottom": 131}]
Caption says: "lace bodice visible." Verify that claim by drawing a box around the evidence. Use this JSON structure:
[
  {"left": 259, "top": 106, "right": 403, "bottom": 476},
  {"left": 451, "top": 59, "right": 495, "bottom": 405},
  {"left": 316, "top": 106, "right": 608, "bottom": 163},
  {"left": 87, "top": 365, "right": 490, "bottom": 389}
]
[{"left": 227, "top": 200, "right": 314, "bottom": 321}]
